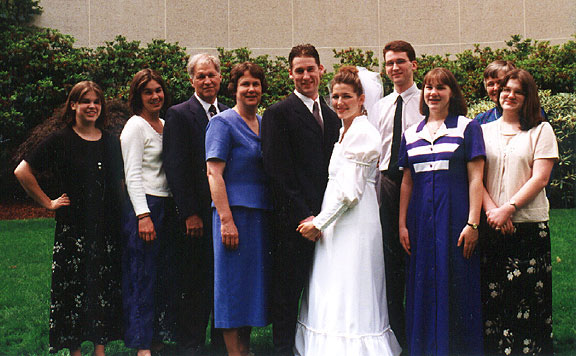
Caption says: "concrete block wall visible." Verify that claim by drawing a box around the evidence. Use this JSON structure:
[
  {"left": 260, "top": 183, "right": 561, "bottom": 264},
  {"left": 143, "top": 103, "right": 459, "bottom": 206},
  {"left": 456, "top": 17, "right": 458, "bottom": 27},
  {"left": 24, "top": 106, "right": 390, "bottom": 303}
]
[{"left": 34, "top": 0, "right": 576, "bottom": 69}]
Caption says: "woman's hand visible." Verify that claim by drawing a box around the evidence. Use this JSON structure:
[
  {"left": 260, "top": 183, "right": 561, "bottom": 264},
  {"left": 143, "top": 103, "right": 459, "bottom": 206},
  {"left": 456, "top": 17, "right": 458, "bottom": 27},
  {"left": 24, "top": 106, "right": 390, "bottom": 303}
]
[
  {"left": 457, "top": 225, "right": 478, "bottom": 259},
  {"left": 138, "top": 216, "right": 156, "bottom": 242},
  {"left": 221, "top": 218, "right": 239, "bottom": 250},
  {"left": 297, "top": 221, "right": 321, "bottom": 242},
  {"left": 486, "top": 204, "right": 515, "bottom": 230},
  {"left": 48, "top": 193, "right": 70, "bottom": 210},
  {"left": 500, "top": 218, "right": 515, "bottom": 235},
  {"left": 399, "top": 226, "right": 411, "bottom": 255}
]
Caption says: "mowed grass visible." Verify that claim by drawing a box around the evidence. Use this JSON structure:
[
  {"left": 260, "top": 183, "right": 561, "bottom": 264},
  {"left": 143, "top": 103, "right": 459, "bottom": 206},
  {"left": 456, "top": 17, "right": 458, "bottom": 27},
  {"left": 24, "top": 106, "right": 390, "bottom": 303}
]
[{"left": 1, "top": 211, "right": 575, "bottom": 355}]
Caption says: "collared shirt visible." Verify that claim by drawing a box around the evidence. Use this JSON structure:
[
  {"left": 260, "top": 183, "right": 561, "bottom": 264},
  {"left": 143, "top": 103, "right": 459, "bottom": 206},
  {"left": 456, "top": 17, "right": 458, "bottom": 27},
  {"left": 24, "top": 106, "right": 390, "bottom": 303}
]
[
  {"left": 294, "top": 89, "right": 324, "bottom": 123},
  {"left": 194, "top": 92, "right": 220, "bottom": 119},
  {"left": 368, "top": 82, "right": 424, "bottom": 171}
]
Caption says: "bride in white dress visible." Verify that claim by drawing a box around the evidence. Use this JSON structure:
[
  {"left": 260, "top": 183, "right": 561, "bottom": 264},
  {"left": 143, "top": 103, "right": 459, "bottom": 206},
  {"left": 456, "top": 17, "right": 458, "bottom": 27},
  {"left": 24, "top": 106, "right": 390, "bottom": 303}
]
[{"left": 295, "top": 66, "right": 401, "bottom": 356}]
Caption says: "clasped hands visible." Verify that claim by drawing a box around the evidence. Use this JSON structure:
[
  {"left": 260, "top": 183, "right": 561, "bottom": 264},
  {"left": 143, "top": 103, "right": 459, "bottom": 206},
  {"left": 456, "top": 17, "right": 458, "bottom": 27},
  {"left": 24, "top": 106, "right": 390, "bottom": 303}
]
[
  {"left": 485, "top": 205, "right": 515, "bottom": 235},
  {"left": 297, "top": 216, "right": 321, "bottom": 242}
]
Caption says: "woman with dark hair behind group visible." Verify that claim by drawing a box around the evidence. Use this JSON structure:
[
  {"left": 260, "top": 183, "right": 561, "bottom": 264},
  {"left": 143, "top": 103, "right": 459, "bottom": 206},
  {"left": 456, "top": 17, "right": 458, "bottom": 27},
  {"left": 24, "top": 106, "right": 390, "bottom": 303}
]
[
  {"left": 14, "top": 81, "right": 123, "bottom": 355},
  {"left": 120, "top": 69, "right": 177, "bottom": 356},
  {"left": 480, "top": 69, "right": 557, "bottom": 355},
  {"left": 398, "top": 68, "right": 485, "bottom": 355},
  {"left": 206, "top": 62, "right": 271, "bottom": 356}
]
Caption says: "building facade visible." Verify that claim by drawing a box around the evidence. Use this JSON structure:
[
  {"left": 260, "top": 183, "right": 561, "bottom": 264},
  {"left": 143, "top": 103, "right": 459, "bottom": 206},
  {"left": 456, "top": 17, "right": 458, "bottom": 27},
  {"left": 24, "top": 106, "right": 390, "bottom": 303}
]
[{"left": 34, "top": 0, "right": 576, "bottom": 68}]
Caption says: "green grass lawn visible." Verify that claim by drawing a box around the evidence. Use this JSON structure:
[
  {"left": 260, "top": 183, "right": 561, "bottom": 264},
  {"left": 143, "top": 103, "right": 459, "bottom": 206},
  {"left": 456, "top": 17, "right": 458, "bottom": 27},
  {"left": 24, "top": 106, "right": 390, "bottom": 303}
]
[{"left": 1, "top": 211, "right": 575, "bottom": 355}]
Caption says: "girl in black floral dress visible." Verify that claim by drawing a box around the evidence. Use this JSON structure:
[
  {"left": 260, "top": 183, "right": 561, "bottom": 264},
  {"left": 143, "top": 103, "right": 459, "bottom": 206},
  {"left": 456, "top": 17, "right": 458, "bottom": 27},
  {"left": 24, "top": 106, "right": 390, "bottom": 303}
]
[
  {"left": 14, "top": 81, "right": 123, "bottom": 355},
  {"left": 480, "top": 69, "right": 557, "bottom": 355}
]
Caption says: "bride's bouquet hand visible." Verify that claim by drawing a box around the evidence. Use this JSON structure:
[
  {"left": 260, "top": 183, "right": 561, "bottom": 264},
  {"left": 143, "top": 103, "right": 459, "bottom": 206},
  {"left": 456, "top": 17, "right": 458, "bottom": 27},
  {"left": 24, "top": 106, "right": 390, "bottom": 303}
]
[{"left": 297, "top": 220, "right": 321, "bottom": 242}]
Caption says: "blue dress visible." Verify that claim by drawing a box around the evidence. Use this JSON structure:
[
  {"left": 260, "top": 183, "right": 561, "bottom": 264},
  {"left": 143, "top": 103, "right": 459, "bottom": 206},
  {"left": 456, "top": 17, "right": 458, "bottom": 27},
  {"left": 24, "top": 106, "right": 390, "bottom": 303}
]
[
  {"left": 205, "top": 109, "right": 271, "bottom": 328},
  {"left": 398, "top": 115, "right": 485, "bottom": 356}
]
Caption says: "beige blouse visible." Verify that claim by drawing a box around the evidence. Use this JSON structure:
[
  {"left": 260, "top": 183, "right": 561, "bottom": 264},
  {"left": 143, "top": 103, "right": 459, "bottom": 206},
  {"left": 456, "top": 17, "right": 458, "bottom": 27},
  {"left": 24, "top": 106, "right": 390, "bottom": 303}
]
[{"left": 482, "top": 120, "right": 558, "bottom": 223}]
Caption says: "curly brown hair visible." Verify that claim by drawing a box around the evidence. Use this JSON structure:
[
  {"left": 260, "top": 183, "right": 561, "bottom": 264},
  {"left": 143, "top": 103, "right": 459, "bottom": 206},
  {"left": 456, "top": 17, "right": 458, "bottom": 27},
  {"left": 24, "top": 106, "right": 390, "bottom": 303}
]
[{"left": 227, "top": 62, "right": 267, "bottom": 98}]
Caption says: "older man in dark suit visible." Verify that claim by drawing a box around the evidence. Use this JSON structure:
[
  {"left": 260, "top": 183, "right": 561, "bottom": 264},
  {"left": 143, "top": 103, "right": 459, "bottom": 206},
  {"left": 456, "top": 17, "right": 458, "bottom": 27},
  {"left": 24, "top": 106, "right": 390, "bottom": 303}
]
[
  {"left": 162, "top": 53, "right": 227, "bottom": 355},
  {"left": 261, "top": 44, "right": 341, "bottom": 356}
]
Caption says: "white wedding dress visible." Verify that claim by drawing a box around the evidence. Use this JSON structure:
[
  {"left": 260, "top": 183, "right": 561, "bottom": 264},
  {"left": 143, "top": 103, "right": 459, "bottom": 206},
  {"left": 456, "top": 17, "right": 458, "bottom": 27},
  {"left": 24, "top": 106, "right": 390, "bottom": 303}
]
[{"left": 294, "top": 116, "right": 401, "bottom": 356}]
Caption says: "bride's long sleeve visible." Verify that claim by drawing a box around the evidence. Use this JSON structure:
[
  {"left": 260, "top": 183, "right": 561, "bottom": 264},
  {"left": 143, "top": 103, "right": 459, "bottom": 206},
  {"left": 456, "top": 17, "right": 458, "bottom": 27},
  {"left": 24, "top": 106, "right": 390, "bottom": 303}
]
[{"left": 312, "top": 119, "right": 380, "bottom": 231}]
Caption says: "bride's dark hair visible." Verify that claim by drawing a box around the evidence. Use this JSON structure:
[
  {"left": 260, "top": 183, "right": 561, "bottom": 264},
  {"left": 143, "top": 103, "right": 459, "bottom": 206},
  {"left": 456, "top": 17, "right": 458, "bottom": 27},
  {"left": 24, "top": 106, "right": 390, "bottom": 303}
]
[{"left": 331, "top": 66, "right": 364, "bottom": 96}]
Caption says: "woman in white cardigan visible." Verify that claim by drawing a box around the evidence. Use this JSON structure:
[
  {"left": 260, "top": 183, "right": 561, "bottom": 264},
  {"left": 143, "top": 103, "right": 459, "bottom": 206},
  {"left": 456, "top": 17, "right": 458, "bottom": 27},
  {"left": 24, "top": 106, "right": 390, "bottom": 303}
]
[{"left": 120, "top": 69, "right": 176, "bottom": 356}]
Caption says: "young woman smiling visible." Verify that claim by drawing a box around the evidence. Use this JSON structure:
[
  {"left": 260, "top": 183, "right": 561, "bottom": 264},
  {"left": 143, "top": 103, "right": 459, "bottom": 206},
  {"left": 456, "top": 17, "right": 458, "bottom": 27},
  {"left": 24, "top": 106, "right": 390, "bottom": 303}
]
[
  {"left": 480, "top": 69, "right": 557, "bottom": 355},
  {"left": 398, "top": 68, "right": 485, "bottom": 355},
  {"left": 120, "top": 69, "right": 177, "bottom": 356},
  {"left": 14, "top": 81, "right": 123, "bottom": 356}
]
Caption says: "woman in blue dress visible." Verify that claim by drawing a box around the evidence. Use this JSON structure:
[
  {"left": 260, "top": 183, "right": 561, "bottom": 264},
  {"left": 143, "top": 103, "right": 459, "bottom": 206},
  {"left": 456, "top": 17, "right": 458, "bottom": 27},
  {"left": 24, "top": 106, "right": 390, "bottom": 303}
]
[
  {"left": 206, "top": 62, "right": 271, "bottom": 356},
  {"left": 398, "top": 68, "right": 485, "bottom": 355}
]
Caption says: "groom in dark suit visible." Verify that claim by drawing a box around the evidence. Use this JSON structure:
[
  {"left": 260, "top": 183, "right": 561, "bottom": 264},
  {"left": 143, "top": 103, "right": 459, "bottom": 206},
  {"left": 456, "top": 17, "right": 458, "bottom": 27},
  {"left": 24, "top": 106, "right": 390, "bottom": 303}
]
[
  {"left": 162, "top": 53, "right": 227, "bottom": 355},
  {"left": 262, "top": 44, "right": 341, "bottom": 356}
]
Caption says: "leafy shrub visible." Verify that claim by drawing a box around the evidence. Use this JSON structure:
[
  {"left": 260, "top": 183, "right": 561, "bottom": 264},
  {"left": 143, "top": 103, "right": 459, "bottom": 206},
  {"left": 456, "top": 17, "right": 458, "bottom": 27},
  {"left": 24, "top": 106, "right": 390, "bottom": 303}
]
[
  {"left": 0, "top": 0, "right": 42, "bottom": 25},
  {"left": 416, "top": 35, "right": 576, "bottom": 101},
  {"left": 2, "top": 13, "right": 576, "bottom": 206},
  {"left": 542, "top": 92, "right": 576, "bottom": 208}
]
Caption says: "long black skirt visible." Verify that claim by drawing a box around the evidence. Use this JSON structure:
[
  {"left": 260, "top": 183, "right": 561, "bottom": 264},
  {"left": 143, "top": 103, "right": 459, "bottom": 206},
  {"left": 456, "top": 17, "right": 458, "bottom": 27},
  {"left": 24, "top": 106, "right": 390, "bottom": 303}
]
[
  {"left": 49, "top": 221, "right": 122, "bottom": 353},
  {"left": 480, "top": 221, "right": 553, "bottom": 356}
]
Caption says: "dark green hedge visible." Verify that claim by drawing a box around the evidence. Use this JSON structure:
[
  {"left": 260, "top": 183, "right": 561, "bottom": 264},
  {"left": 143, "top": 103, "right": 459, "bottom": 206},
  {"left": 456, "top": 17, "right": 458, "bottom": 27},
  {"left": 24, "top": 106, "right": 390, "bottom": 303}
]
[{"left": 2, "top": 13, "right": 576, "bottom": 206}]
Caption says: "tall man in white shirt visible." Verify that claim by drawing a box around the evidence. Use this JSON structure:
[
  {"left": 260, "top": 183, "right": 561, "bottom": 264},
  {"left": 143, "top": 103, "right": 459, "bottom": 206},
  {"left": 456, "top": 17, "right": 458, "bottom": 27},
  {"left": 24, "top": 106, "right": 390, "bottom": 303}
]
[{"left": 368, "top": 40, "right": 424, "bottom": 349}]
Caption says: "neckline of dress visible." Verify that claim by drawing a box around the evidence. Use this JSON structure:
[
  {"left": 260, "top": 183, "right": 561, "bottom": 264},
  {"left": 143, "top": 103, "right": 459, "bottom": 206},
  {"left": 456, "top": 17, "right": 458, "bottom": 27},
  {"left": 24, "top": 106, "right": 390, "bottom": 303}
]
[
  {"left": 138, "top": 115, "right": 163, "bottom": 137},
  {"left": 232, "top": 110, "right": 261, "bottom": 138}
]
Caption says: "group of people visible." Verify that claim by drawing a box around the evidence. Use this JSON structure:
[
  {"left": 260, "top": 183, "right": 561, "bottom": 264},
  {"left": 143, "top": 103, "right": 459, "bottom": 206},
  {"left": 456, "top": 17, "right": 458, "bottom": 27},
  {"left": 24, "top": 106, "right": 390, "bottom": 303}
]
[{"left": 13, "top": 40, "right": 556, "bottom": 356}]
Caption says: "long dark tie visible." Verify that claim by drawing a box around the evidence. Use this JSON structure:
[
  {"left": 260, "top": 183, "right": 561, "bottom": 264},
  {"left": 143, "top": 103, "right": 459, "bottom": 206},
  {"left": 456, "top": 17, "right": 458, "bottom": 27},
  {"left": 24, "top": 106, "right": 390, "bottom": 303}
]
[
  {"left": 209, "top": 104, "right": 217, "bottom": 117},
  {"left": 312, "top": 101, "right": 324, "bottom": 132},
  {"left": 389, "top": 95, "right": 403, "bottom": 171}
]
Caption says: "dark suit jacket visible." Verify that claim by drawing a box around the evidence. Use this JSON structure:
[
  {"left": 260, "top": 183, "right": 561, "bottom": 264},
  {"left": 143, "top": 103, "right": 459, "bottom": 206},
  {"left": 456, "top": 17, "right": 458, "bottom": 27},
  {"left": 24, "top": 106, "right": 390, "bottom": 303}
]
[
  {"left": 162, "top": 95, "right": 228, "bottom": 221},
  {"left": 261, "top": 93, "right": 341, "bottom": 230}
]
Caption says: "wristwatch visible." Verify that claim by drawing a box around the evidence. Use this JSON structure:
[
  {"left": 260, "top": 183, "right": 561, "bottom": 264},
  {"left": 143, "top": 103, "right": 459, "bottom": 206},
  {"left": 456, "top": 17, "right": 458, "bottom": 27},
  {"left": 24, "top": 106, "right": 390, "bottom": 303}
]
[{"left": 466, "top": 222, "right": 479, "bottom": 230}]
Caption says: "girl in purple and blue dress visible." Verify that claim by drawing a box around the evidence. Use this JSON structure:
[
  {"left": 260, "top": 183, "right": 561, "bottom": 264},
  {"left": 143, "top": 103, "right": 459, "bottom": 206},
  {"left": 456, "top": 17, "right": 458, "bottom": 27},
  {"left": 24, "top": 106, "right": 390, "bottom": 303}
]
[{"left": 398, "top": 68, "right": 485, "bottom": 356}]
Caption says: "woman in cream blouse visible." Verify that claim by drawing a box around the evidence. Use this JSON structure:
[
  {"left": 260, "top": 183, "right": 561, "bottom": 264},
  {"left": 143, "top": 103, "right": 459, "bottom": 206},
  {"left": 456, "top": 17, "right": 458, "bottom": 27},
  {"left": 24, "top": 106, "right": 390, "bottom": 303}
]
[{"left": 480, "top": 69, "right": 558, "bottom": 356}]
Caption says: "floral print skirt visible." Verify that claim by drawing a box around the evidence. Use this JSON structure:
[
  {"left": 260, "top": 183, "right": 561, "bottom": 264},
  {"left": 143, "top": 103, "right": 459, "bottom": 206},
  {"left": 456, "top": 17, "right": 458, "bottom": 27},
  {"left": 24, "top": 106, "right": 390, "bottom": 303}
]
[
  {"left": 49, "top": 221, "right": 122, "bottom": 353},
  {"left": 480, "top": 221, "right": 553, "bottom": 356}
]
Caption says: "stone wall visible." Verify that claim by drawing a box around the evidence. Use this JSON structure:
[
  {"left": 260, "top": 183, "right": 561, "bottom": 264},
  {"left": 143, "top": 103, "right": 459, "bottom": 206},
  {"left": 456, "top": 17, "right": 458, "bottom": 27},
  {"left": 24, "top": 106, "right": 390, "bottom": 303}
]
[{"left": 34, "top": 0, "right": 576, "bottom": 68}]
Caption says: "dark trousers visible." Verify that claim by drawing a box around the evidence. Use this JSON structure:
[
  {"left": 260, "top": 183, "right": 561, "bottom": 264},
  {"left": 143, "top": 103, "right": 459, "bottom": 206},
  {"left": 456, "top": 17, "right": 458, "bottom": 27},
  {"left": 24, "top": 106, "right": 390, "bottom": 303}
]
[
  {"left": 271, "top": 225, "right": 316, "bottom": 356},
  {"left": 175, "top": 212, "right": 224, "bottom": 354},
  {"left": 380, "top": 173, "right": 407, "bottom": 349},
  {"left": 121, "top": 195, "right": 178, "bottom": 349}
]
